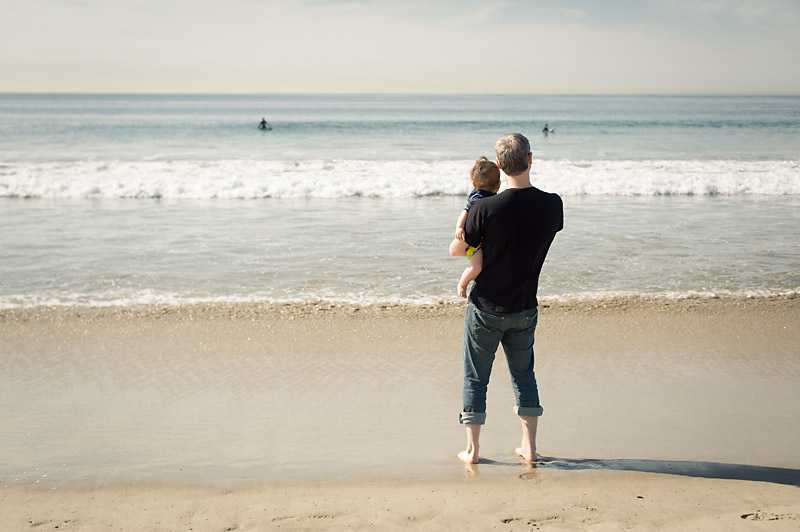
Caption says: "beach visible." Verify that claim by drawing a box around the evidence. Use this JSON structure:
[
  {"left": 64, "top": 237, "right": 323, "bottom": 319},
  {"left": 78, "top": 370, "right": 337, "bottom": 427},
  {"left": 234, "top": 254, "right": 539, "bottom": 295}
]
[
  {"left": 2, "top": 295, "right": 799, "bottom": 530},
  {"left": 3, "top": 473, "right": 799, "bottom": 531},
  {"left": 2, "top": 93, "right": 799, "bottom": 529},
  {"left": 4, "top": 0, "right": 800, "bottom": 523}
]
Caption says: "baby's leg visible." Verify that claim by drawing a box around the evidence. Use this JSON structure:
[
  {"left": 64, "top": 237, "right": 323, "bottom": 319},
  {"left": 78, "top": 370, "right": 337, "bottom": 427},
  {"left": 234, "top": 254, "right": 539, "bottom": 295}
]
[{"left": 457, "top": 249, "right": 483, "bottom": 298}]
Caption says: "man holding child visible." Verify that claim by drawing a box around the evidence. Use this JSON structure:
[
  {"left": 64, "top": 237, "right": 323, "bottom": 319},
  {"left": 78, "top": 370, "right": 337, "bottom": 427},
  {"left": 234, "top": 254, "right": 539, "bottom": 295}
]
[{"left": 450, "top": 132, "right": 563, "bottom": 464}]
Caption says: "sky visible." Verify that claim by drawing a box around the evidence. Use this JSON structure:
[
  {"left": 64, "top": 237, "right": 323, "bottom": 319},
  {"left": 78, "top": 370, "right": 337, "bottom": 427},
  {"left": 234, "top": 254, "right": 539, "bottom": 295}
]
[{"left": 2, "top": 0, "right": 799, "bottom": 94}]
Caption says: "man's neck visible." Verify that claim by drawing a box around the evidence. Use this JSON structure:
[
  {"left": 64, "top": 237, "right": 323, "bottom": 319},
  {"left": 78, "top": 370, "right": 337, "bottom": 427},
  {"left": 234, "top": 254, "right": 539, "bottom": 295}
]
[{"left": 506, "top": 171, "right": 533, "bottom": 189}]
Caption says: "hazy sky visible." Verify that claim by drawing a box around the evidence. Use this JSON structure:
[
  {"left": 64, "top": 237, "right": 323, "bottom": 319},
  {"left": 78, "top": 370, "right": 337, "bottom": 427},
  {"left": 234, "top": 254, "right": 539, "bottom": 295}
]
[{"left": 2, "top": 0, "right": 799, "bottom": 93}]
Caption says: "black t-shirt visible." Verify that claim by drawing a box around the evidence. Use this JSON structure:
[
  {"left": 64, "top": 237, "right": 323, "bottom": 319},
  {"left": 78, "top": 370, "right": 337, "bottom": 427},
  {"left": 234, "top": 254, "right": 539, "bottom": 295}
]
[{"left": 464, "top": 186, "right": 563, "bottom": 313}]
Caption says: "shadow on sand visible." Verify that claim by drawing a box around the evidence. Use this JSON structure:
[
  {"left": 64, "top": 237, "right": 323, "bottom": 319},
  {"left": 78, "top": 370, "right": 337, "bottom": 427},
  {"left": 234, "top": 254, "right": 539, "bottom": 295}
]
[{"left": 508, "top": 457, "right": 800, "bottom": 487}]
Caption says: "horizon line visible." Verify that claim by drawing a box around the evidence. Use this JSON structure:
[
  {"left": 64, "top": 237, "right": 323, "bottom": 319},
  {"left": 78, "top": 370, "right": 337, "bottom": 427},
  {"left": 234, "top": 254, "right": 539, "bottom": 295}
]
[{"left": 2, "top": 91, "right": 799, "bottom": 97}]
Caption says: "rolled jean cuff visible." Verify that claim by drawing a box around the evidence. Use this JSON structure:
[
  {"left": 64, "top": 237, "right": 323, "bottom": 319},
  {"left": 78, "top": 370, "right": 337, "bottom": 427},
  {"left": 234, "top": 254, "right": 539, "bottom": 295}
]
[
  {"left": 515, "top": 406, "right": 544, "bottom": 417},
  {"left": 459, "top": 411, "right": 487, "bottom": 425}
]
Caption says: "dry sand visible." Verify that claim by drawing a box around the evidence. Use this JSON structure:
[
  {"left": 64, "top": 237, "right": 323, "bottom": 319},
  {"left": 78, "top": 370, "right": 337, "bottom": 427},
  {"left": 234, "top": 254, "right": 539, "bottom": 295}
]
[{"left": 1, "top": 294, "right": 799, "bottom": 530}]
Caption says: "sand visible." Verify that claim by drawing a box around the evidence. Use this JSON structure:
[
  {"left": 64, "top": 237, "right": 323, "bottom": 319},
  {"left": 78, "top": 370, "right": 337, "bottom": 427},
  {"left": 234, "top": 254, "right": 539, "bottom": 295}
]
[
  {"left": 2, "top": 294, "right": 799, "bottom": 530},
  {"left": 3, "top": 473, "right": 800, "bottom": 531}
]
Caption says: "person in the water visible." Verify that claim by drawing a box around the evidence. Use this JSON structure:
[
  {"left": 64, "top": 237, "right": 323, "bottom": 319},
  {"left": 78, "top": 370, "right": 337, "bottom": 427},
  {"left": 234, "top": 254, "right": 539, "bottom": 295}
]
[{"left": 259, "top": 118, "right": 272, "bottom": 130}]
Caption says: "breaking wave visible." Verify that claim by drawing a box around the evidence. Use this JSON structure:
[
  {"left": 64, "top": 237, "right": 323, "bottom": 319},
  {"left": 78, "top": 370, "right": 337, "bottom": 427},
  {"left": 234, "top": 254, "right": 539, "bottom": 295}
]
[{"left": 1, "top": 158, "right": 798, "bottom": 198}]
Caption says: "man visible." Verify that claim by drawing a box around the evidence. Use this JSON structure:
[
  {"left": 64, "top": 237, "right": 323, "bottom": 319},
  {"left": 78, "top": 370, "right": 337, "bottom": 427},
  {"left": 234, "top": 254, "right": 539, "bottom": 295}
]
[{"left": 449, "top": 133, "right": 563, "bottom": 464}]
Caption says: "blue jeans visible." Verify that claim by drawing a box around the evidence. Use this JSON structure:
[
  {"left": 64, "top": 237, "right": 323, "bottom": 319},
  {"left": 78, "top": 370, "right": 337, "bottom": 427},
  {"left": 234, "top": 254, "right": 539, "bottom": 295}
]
[{"left": 460, "top": 301, "right": 543, "bottom": 425}]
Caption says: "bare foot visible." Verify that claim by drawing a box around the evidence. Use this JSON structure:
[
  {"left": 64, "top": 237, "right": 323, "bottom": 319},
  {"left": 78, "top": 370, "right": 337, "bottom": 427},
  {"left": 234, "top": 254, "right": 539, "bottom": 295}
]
[
  {"left": 457, "top": 450, "right": 479, "bottom": 464},
  {"left": 514, "top": 447, "right": 538, "bottom": 464}
]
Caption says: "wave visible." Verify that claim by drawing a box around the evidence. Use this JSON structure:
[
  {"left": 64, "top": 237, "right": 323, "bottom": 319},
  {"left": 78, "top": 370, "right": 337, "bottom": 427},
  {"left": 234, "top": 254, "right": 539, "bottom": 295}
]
[{"left": 1, "top": 159, "right": 798, "bottom": 198}]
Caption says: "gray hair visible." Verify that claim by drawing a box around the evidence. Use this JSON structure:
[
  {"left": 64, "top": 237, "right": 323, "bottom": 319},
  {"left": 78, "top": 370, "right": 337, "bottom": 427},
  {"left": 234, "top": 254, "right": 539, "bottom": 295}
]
[{"left": 495, "top": 133, "right": 531, "bottom": 176}]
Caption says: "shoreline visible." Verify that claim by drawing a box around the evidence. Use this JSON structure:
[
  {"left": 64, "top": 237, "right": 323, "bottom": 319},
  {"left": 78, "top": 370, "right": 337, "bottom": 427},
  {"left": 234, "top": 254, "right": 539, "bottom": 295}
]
[
  {"left": 2, "top": 293, "right": 799, "bottom": 529},
  {"left": 2, "top": 292, "right": 797, "bottom": 322}
]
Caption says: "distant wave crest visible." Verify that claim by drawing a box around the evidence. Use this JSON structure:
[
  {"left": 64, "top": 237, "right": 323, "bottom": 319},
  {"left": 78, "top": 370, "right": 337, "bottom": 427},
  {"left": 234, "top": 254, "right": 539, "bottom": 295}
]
[{"left": 1, "top": 159, "right": 798, "bottom": 198}]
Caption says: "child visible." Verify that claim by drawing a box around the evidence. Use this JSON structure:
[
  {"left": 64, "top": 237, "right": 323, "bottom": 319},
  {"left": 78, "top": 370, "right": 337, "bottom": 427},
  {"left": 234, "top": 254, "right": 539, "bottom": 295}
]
[{"left": 454, "top": 156, "right": 501, "bottom": 298}]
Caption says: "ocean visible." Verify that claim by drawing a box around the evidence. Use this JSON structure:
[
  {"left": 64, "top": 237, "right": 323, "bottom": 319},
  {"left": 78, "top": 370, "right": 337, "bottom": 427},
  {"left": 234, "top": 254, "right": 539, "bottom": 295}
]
[{"left": 1, "top": 93, "right": 799, "bottom": 308}]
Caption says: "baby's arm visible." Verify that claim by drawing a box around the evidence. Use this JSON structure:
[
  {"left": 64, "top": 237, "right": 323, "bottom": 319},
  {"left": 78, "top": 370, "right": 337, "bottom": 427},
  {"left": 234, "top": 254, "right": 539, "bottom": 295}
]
[
  {"left": 455, "top": 209, "right": 468, "bottom": 241},
  {"left": 449, "top": 237, "right": 468, "bottom": 257},
  {"left": 457, "top": 249, "right": 483, "bottom": 298}
]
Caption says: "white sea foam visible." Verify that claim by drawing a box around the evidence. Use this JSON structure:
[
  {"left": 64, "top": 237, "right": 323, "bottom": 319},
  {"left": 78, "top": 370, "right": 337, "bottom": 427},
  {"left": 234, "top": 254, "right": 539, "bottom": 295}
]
[
  {"left": 536, "top": 160, "right": 800, "bottom": 196},
  {"left": 2, "top": 289, "right": 795, "bottom": 310},
  {"left": 0, "top": 290, "right": 449, "bottom": 310},
  {"left": 1, "top": 159, "right": 798, "bottom": 199}
]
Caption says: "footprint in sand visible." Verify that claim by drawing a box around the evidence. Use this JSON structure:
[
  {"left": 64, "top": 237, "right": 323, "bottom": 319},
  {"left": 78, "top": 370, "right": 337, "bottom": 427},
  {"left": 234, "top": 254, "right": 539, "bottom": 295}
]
[
  {"left": 741, "top": 511, "right": 799, "bottom": 521},
  {"left": 272, "top": 513, "right": 340, "bottom": 523},
  {"left": 501, "top": 516, "right": 560, "bottom": 527}
]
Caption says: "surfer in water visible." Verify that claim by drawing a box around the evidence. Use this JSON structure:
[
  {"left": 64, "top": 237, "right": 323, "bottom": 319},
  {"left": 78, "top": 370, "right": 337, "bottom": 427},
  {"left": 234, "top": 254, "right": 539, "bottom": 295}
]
[
  {"left": 259, "top": 118, "right": 272, "bottom": 131},
  {"left": 542, "top": 123, "right": 554, "bottom": 134}
]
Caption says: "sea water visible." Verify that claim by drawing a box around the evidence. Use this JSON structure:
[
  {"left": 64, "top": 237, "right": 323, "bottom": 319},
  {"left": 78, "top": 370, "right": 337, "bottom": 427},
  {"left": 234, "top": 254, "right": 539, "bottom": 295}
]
[{"left": 1, "top": 94, "right": 799, "bottom": 308}]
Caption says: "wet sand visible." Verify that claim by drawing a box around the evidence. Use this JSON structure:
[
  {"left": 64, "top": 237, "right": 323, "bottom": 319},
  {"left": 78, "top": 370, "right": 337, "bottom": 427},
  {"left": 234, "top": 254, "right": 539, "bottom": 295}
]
[{"left": 2, "top": 295, "right": 799, "bottom": 529}]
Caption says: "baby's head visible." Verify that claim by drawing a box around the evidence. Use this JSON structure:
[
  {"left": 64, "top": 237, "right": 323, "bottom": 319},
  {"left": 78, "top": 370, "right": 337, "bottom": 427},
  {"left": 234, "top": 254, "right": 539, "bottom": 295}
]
[{"left": 470, "top": 156, "right": 501, "bottom": 193}]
